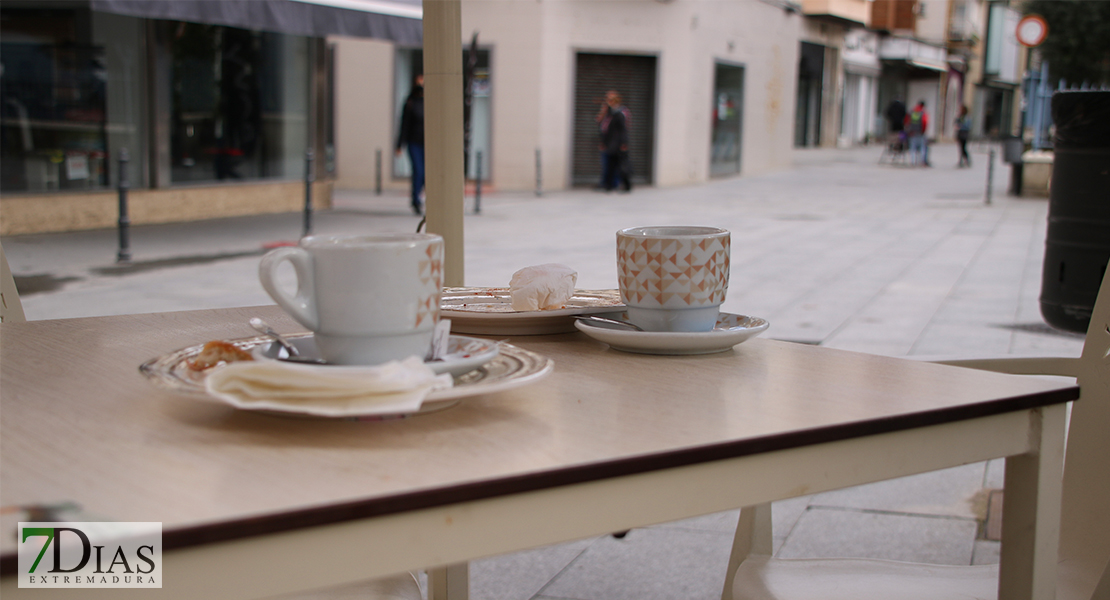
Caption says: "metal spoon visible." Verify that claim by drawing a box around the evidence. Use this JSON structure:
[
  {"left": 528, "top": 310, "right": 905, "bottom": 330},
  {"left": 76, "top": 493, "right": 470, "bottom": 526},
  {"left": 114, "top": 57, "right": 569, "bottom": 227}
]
[
  {"left": 574, "top": 315, "right": 644, "bottom": 331},
  {"left": 249, "top": 317, "right": 301, "bottom": 357}
]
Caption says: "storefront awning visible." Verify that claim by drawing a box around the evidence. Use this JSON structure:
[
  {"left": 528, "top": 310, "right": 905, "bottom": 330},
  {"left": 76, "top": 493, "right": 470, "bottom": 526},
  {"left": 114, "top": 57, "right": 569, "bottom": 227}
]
[
  {"left": 879, "top": 36, "right": 948, "bottom": 73},
  {"left": 89, "top": 0, "right": 423, "bottom": 44},
  {"left": 906, "top": 59, "right": 948, "bottom": 72}
]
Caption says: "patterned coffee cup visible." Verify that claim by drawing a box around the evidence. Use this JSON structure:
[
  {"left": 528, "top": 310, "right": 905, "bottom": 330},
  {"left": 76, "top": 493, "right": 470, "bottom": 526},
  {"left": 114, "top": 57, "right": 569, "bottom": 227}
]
[{"left": 616, "top": 226, "right": 730, "bottom": 332}]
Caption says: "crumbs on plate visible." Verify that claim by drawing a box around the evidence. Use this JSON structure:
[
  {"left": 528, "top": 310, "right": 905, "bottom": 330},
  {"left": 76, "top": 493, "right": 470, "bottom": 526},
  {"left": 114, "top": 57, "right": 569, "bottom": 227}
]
[{"left": 188, "top": 340, "right": 254, "bottom": 371}]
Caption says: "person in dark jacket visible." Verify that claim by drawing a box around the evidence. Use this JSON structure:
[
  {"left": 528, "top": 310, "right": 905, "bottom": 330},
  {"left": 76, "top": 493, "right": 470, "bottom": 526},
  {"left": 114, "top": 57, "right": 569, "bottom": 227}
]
[
  {"left": 885, "top": 98, "right": 906, "bottom": 134},
  {"left": 396, "top": 74, "right": 425, "bottom": 215},
  {"left": 598, "top": 90, "right": 632, "bottom": 192}
]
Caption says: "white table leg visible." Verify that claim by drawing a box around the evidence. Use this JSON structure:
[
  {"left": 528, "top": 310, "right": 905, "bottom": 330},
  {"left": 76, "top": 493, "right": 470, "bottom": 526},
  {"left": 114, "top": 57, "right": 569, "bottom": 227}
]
[
  {"left": 427, "top": 563, "right": 468, "bottom": 600},
  {"left": 999, "top": 404, "right": 1067, "bottom": 600},
  {"left": 721, "top": 503, "right": 773, "bottom": 600}
]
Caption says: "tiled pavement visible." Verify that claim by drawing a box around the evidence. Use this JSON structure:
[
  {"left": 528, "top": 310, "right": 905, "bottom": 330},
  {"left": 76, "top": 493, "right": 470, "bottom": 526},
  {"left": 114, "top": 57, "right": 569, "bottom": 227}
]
[{"left": 3, "top": 142, "right": 1085, "bottom": 600}]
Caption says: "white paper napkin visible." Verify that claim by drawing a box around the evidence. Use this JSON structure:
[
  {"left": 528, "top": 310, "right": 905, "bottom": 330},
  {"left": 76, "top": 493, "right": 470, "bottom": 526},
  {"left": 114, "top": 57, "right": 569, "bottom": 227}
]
[
  {"left": 509, "top": 263, "right": 578, "bottom": 311},
  {"left": 205, "top": 356, "right": 454, "bottom": 417}
]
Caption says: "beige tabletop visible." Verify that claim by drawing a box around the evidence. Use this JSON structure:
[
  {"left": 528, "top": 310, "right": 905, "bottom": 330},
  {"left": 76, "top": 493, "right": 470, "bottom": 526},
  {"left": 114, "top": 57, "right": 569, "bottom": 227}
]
[{"left": 0, "top": 306, "right": 1078, "bottom": 598}]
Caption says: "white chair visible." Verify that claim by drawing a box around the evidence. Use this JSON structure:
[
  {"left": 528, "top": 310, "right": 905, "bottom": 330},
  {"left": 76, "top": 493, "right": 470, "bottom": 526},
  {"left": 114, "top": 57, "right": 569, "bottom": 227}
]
[
  {"left": 724, "top": 267, "right": 1110, "bottom": 600},
  {"left": 1, "top": 241, "right": 26, "bottom": 323}
]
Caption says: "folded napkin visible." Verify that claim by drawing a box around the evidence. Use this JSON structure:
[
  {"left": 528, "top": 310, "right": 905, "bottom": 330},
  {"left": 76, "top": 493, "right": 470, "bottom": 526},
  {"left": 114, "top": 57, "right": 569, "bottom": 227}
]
[{"left": 205, "top": 356, "right": 453, "bottom": 417}]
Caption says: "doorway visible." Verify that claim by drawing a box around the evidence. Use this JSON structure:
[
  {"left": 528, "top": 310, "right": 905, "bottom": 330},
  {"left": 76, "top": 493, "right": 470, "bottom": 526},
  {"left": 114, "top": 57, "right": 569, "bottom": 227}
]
[
  {"left": 795, "top": 42, "right": 824, "bottom": 147},
  {"left": 711, "top": 62, "right": 744, "bottom": 177},
  {"left": 572, "top": 52, "right": 656, "bottom": 187}
]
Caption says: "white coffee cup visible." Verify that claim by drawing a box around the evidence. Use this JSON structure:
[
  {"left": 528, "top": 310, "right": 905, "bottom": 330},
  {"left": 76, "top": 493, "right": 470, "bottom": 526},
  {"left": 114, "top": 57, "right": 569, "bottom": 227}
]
[
  {"left": 258, "top": 233, "right": 444, "bottom": 365},
  {"left": 616, "top": 226, "right": 730, "bottom": 332}
]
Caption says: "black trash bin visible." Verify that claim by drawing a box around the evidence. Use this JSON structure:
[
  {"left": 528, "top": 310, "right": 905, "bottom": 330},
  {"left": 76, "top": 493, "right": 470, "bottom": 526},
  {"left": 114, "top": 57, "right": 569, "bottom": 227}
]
[{"left": 1039, "top": 90, "right": 1110, "bottom": 333}]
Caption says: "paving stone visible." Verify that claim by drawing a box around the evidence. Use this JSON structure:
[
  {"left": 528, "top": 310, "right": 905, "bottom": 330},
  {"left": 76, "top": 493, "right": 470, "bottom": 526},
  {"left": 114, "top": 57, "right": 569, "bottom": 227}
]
[
  {"left": 538, "top": 527, "right": 733, "bottom": 600},
  {"left": 808, "top": 463, "right": 988, "bottom": 519},
  {"left": 777, "top": 507, "right": 979, "bottom": 565},
  {"left": 469, "top": 538, "right": 595, "bottom": 600}
]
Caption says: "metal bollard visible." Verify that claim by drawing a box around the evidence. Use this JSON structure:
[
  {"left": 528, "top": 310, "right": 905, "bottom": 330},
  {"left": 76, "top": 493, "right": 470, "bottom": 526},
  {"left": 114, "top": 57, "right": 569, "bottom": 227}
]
[
  {"left": 116, "top": 148, "right": 131, "bottom": 263},
  {"left": 375, "top": 149, "right": 382, "bottom": 196},
  {"left": 985, "top": 148, "right": 995, "bottom": 206},
  {"left": 535, "top": 148, "right": 542, "bottom": 197},
  {"left": 474, "top": 150, "right": 482, "bottom": 214},
  {"left": 303, "top": 148, "right": 315, "bottom": 238}
]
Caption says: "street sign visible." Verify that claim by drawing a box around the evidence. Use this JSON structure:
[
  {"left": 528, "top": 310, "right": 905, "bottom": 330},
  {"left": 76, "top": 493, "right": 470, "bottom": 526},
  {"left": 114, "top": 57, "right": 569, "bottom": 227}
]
[{"left": 1016, "top": 14, "right": 1048, "bottom": 47}]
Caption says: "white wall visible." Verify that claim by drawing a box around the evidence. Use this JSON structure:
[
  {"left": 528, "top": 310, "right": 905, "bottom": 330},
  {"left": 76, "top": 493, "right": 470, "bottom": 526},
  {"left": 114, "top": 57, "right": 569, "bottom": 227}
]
[
  {"left": 461, "top": 1, "right": 545, "bottom": 190},
  {"left": 914, "top": 0, "right": 950, "bottom": 45},
  {"left": 518, "top": 0, "right": 801, "bottom": 188},
  {"left": 332, "top": 37, "right": 396, "bottom": 190}
]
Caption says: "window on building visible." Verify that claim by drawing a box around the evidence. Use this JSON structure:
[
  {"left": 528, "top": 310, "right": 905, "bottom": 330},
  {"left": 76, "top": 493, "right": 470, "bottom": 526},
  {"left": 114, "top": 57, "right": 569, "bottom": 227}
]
[
  {"left": 168, "top": 22, "right": 309, "bottom": 183},
  {"left": 1, "top": 7, "right": 111, "bottom": 193}
]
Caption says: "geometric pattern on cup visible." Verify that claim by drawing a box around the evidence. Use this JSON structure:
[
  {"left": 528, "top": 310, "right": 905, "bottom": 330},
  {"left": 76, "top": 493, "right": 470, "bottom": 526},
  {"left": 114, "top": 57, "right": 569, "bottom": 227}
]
[
  {"left": 617, "top": 235, "right": 730, "bottom": 308},
  {"left": 415, "top": 240, "right": 445, "bottom": 328}
]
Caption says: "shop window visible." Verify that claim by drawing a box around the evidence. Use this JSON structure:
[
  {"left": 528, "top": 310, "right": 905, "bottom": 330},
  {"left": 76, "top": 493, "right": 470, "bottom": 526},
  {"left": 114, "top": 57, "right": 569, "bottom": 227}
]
[
  {"left": 1, "top": 8, "right": 111, "bottom": 193},
  {"left": 169, "top": 22, "right": 309, "bottom": 183}
]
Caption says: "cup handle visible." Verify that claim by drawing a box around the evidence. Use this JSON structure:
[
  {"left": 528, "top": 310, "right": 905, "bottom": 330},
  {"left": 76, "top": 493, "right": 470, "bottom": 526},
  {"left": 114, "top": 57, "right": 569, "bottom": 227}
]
[{"left": 258, "top": 247, "right": 318, "bottom": 331}]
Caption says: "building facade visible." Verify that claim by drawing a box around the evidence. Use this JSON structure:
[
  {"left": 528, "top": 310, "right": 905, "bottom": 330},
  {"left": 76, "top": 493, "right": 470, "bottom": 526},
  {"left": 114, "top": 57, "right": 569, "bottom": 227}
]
[
  {"left": 1, "top": 0, "right": 1033, "bottom": 235},
  {"left": 333, "top": 0, "right": 806, "bottom": 195},
  {"left": 0, "top": 0, "right": 419, "bottom": 235}
]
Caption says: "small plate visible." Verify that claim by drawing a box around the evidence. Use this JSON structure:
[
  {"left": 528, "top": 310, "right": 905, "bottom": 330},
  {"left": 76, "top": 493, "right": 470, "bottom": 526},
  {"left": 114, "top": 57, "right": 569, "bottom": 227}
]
[
  {"left": 140, "top": 336, "right": 552, "bottom": 419},
  {"left": 441, "top": 287, "right": 624, "bottom": 335},
  {"left": 251, "top": 334, "right": 500, "bottom": 378},
  {"left": 574, "top": 311, "right": 770, "bottom": 355}
]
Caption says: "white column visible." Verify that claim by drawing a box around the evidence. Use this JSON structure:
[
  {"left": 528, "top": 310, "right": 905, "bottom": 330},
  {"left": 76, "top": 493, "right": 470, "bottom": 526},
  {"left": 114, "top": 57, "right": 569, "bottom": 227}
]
[{"left": 423, "top": 0, "right": 465, "bottom": 286}]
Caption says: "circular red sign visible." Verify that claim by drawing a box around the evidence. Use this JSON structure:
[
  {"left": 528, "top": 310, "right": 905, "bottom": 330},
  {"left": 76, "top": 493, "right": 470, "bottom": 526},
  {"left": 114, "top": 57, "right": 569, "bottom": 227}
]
[{"left": 1016, "top": 15, "right": 1048, "bottom": 47}]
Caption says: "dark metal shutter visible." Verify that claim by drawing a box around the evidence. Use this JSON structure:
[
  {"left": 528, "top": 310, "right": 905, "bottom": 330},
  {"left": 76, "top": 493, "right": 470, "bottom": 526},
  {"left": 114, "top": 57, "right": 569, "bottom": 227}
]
[{"left": 573, "top": 53, "right": 656, "bottom": 187}]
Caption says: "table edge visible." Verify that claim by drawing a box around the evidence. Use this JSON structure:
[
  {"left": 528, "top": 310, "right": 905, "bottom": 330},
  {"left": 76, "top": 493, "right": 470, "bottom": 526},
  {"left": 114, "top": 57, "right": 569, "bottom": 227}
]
[{"left": 0, "top": 385, "right": 1077, "bottom": 575}]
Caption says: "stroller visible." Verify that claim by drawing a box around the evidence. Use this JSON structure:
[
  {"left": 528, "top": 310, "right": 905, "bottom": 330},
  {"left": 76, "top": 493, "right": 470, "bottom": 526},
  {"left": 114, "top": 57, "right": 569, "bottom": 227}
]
[{"left": 878, "top": 131, "right": 909, "bottom": 165}]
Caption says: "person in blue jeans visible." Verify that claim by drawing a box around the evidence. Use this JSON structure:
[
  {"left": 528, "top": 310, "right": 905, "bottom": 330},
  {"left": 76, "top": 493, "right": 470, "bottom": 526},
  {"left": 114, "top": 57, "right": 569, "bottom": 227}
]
[
  {"left": 955, "top": 104, "right": 972, "bottom": 168},
  {"left": 396, "top": 74, "right": 425, "bottom": 215},
  {"left": 904, "top": 100, "right": 930, "bottom": 167}
]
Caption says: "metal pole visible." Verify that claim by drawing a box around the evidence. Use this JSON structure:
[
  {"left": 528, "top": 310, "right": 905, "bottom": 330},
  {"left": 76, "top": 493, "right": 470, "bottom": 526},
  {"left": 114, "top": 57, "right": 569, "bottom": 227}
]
[
  {"left": 116, "top": 148, "right": 131, "bottom": 263},
  {"left": 303, "top": 147, "right": 315, "bottom": 238},
  {"left": 985, "top": 147, "right": 995, "bottom": 206},
  {"left": 535, "top": 148, "right": 542, "bottom": 196},
  {"left": 375, "top": 149, "right": 382, "bottom": 195},
  {"left": 474, "top": 150, "right": 482, "bottom": 214}
]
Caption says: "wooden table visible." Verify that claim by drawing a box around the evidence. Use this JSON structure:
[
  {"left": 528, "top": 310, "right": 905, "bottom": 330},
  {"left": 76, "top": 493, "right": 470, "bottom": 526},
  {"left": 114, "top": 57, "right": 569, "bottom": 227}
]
[{"left": 0, "top": 306, "right": 1077, "bottom": 599}]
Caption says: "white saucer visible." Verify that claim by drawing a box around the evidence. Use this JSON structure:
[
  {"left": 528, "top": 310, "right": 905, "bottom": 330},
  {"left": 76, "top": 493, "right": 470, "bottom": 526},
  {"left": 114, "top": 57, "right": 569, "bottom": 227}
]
[
  {"left": 140, "top": 335, "right": 552, "bottom": 420},
  {"left": 574, "top": 311, "right": 769, "bottom": 355},
  {"left": 252, "top": 334, "right": 500, "bottom": 378}
]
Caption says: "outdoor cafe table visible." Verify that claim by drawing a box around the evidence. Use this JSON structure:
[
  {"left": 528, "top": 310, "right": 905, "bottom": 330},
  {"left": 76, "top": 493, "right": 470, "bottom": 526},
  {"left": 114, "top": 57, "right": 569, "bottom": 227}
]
[{"left": 0, "top": 306, "right": 1077, "bottom": 600}]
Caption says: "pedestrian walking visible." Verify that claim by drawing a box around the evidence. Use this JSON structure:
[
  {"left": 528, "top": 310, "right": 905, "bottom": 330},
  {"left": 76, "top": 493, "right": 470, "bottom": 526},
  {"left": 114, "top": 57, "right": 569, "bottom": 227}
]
[
  {"left": 396, "top": 74, "right": 425, "bottom": 215},
  {"left": 904, "top": 100, "right": 930, "bottom": 167},
  {"left": 597, "top": 90, "right": 632, "bottom": 192},
  {"left": 955, "top": 104, "right": 972, "bottom": 168}
]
